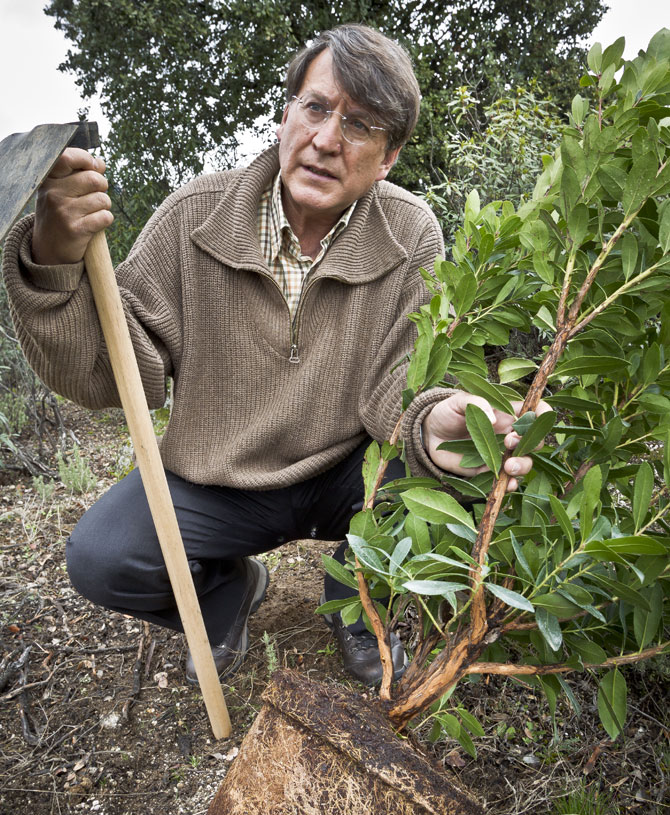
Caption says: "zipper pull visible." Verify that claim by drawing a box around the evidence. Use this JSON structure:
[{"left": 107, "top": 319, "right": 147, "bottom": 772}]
[{"left": 289, "top": 344, "right": 300, "bottom": 364}]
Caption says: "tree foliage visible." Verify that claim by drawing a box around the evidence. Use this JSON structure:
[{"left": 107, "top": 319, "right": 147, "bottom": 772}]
[
  {"left": 45, "top": 0, "right": 605, "bottom": 259},
  {"left": 421, "top": 81, "right": 564, "bottom": 243},
  {"left": 322, "top": 29, "right": 670, "bottom": 745}
]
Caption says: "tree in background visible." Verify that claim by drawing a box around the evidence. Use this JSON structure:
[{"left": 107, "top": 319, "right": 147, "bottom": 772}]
[
  {"left": 421, "top": 81, "right": 564, "bottom": 243},
  {"left": 45, "top": 0, "right": 606, "bottom": 261}
]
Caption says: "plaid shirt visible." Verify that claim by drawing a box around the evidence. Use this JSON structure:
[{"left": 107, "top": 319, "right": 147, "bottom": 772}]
[{"left": 257, "top": 172, "right": 356, "bottom": 318}]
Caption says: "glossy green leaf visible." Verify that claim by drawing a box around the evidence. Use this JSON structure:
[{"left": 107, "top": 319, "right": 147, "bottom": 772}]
[
  {"left": 598, "top": 163, "right": 627, "bottom": 198},
  {"left": 585, "top": 535, "right": 667, "bottom": 556},
  {"left": 380, "top": 477, "right": 442, "bottom": 493},
  {"left": 411, "top": 552, "right": 472, "bottom": 571},
  {"left": 552, "top": 356, "right": 627, "bottom": 378},
  {"left": 567, "top": 203, "right": 589, "bottom": 246},
  {"left": 659, "top": 199, "right": 670, "bottom": 253},
  {"left": 580, "top": 465, "right": 602, "bottom": 542},
  {"left": 514, "top": 410, "right": 556, "bottom": 457},
  {"left": 549, "top": 495, "right": 576, "bottom": 547},
  {"left": 601, "top": 36, "right": 625, "bottom": 71},
  {"left": 405, "top": 332, "right": 430, "bottom": 392},
  {"left": 464, "top": 188, "right": 480, "bottom": 220},
  {"left": 440, "top": 475, "right": 489, "bottom": 499},
  {"left": 349, "top": 509, "right": 377, "bottom": 540},
  {"left": 620, "top": 231, "right": 638, "bottom": 280},
  {"left": 536, "top": 606, "right": 563, "bottom": 651},
  {"left": 340, "top": 601, "right": 363, "bottom": 627},
  {"left": 633, "top": 462, "right": 654, "bottom": 533},
  {"left": 623, "top": 151, "right": 658, "bottom": 216},
  {"left": 641, "top": 343, "right": 662, "bottom": 387},
  {"left": 484, "top": 582, "right": 534, "bottom": 612},
  {"left": 543, "top": 393, "right": 605, "bottom": 412},
  {"left": 559, "top": 583, "right": 594, "bottom": 608},
  {"left": 597, "top": 668, "right": 627, "bottom": 741},
  {"left": 633, "top": 582, "right": 663, "bottom": 649},
  {"left": 565, "top": 634, "right": 607, "bottom": 665},
  {"left": 571, "top": 94, "right": 587, "bottom": 125},
  {"left": 402, "top": 579, "right": 469, "bottom": 595},
  {"left": 587, "top": 41, "right": 602, "bottom": 73},
  {"left": 346, "top": 534, "right": 386, "bottom": 574},
  {"left": 405, "top": 513, "right": 433, "bottom": 555},
  {"left": 315, "top": 597, "right": 360, "bottom": 616},
  {"left": 587, "top": 574, "right": 651, "bottom": 612},
  {"left": 401, "top": 488, "right": 476, "bottom": 529},
  {"left": 562, "top": 134, "right": 586, "bottom": 181},
  {"left": 510, "top": 532, "right": 534, "bottom": 581},
  {"left": 465, "top": 402, "right": 502, "bottom": 475},
  {"left": 498, "top": 358, "right": 538, "bottom": 384},
  {"left": 389, "top": 537, "right": 413, "bottom": 576},
  {"left": 439, "top": 711, "right": 461, "bottom": 739},
  {"left": 456, "top": 724, "right": 477, "bottom": 758},
  {"left": 560, "top": 165, "right": 582, "bottom": 216},
  {"left": 533, "top": 593, "right": 581, "bottom": 617},
  {"left": 454, "top": 273, "right": 478, "bottom": 316},
  {"left": 455, "top": 373, "right": 516, "bottom": 416},
  {"left": 533, "top": 304, "right": 555, "bottom": 333},
  {"left": 638, "top": 393, "right": 670, "bottom": 414},
  {"left": 457, "top": 707, "right": 485, "bottom": 737},
  {"left": 362, "top": 441, "right": 381, "bottom": 506},
  {"left": 321, "top": 554, "right": 358, "bottom": 590},
  {"left": 512, "top": 411, "right": 536, "bottom": 435},
  {"left": 424, "top": 334, "right": 452, "bottom": 389}
]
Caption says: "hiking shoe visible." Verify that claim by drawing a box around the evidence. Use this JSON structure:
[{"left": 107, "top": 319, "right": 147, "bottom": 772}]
[
  {"left": 185, "top": 557, "right": 269, "bottom": 683},
  {"left": 321, "top": 594, "right": 407, "bottom": 685}
]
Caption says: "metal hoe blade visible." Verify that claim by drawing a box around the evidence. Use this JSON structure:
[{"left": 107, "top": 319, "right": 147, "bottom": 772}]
[{"left": 0, "top": 121, "right": 100, "bottom": 243}]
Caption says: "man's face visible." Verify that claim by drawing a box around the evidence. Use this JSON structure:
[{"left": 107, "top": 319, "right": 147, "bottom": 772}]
[{"left": 276, "top": 49, "right": 400, "bottom": 231}]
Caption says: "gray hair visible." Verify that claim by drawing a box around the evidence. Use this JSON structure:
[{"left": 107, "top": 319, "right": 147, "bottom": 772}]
[{"left": 285, "top": 24, "right": 421, "bottom": 150}]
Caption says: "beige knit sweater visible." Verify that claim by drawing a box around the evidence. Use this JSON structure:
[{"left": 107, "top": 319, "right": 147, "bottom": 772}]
[{"left": 3, "top": 145, "right": 452, "bottom": 489}]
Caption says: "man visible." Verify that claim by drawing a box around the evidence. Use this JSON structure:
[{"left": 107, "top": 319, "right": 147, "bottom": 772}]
[{"left": 2, "top": 25, "right": 535, "bottom": 686}]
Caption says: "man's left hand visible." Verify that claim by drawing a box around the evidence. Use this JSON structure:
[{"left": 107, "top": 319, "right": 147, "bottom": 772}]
[{"left": 421, "top": 392, "right": 551, "bottom": 492}]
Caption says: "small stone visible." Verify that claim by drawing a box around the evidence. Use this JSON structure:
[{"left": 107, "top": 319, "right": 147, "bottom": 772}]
[{"left": 100, "top": 712, "right": 120, "bottom": 729}]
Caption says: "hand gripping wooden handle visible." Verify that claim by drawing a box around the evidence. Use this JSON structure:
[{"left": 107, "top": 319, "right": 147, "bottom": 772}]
[{"left": 84, "top": 231, "right": 231, "bottom": 739}]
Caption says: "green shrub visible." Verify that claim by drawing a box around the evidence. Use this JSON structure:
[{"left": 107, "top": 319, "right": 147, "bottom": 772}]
[
  {"left": 32, "top": 474, "right": 57, "bottom": 502},
  {"left": 323, "top": 30, "right": 670, "bottom": 748},
  {"left": 57, "top": 445, "right": 98, "bottom": 494}
]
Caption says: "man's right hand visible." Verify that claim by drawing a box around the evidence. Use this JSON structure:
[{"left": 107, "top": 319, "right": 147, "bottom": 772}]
[{"left": 32, "top": 147, "right": 114, "bottom": 266}]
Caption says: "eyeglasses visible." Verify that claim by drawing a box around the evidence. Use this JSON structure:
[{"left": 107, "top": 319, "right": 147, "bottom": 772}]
[{"left": 291, "top": 94, "right": 386, "bottom": 146}]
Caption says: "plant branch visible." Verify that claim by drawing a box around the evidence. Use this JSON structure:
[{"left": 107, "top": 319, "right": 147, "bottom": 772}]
[
  {"left": 568, "top": 261, "right": 663, "bottom": 339},
  {"left": 566, "top": 209, "right": 640, "bottom": 325},
  {"left": 466, "top": 641, "right": 669, "bottom": 675},
  {"left": 556, "top": 249, "right": 577, "bottom": 328},
  {"left": 358, "top": 414, "right": 404, "bottom": 701}
]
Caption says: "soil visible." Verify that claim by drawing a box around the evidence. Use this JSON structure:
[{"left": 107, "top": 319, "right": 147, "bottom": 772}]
[{"left": 0, "top": 403, "right": 667, "bottom": 815}]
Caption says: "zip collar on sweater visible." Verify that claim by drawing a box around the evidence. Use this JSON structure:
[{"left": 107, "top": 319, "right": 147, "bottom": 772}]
[{"left": 190, "top": 144, "right": 407, "bottom": 285}]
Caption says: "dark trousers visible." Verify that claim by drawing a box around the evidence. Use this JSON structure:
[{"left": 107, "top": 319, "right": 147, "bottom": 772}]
[{"left": 66, "top": 440, "right": 404, "bottom": 644}]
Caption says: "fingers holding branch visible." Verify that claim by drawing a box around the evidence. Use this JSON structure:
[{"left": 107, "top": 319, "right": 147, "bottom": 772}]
[{"left": 422, "top": 392, "right": 551, "bottom": 491}]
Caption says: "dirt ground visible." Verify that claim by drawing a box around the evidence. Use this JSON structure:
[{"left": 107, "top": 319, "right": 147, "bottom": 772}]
[{"left": 0, "top": 404, "right": 667, "bottom": 815}]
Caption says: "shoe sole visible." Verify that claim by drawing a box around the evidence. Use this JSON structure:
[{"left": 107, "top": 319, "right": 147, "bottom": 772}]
[{"left": 186, "top": 557, "right": 269, "bottom": 684}]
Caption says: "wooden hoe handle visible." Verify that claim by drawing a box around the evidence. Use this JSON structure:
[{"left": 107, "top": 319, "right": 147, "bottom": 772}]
[{"left": 84, "top": 231, "right": 232, "bottom": 739}]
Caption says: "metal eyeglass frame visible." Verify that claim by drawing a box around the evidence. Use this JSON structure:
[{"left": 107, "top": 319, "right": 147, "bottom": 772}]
[{"left": 290, "top": 95, "right": 387, "bottom": 145}]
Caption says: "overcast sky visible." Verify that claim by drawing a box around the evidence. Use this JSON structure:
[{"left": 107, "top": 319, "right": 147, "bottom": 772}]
[{"left": 0, "top": 0, "right": 668, "bottom": 150}]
